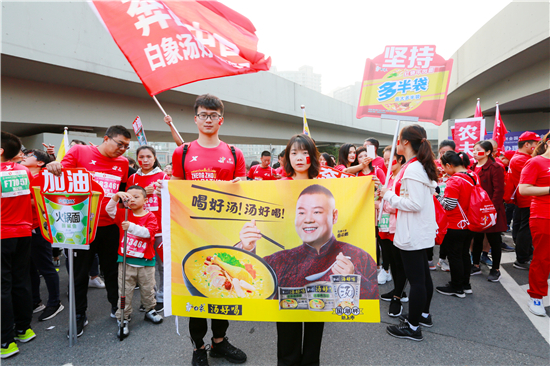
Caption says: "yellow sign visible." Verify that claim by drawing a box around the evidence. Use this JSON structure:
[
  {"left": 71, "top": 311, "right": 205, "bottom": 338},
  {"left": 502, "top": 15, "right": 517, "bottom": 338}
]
[{"left": 162, "top": 177, "right": 380, "bottom": 323}]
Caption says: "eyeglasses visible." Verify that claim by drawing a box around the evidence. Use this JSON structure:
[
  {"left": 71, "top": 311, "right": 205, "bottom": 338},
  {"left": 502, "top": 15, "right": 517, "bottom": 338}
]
[
  {"left": 196, "top": 113, "right": 222, "bottom": 121},
  {"left": 109, "top": 137, "right": 130, "bottom": 150}
]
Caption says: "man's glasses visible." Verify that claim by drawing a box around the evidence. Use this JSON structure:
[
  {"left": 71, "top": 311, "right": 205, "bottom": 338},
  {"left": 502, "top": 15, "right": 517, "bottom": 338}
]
[
  {"left": 109, "top": 137, "right": 130, "bottom": 150},
  {"left": 196, "top": 113, "right": 222, "bottom": 121}
]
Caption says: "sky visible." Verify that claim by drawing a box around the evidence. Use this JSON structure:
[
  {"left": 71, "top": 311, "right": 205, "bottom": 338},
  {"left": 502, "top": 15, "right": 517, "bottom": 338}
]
[{"left": 222, "top": 0, "right": 512, "bottom": 94}]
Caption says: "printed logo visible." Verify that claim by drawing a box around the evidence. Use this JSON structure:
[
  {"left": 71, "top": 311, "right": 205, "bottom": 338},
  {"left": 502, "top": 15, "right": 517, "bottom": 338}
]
[
  {"left": 191, "top": 156, "right": 198, "bottom": 162},
  {"left": 218, "top": 157, "right": 226, "bottom": 163},
  {"left": 90, "top": 160, "right": 97, "bottom": 165}
]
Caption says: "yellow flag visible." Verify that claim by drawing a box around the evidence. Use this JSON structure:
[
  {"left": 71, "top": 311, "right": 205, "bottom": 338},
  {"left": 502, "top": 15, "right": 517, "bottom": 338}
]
[
  {"left": 56, "top": 128, "right": 69, "bottom": 162},
  {"left": 301, "top": 106, "right": 311, "bottom": 137}
]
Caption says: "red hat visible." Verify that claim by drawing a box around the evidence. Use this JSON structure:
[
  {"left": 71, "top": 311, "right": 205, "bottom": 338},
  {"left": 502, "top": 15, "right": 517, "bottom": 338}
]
[
  {"left": 518, "top": 131, "right": 541, "bottom": 142},
  {"left": 504, "top": 150, "right": 516, "bottom": 160}
]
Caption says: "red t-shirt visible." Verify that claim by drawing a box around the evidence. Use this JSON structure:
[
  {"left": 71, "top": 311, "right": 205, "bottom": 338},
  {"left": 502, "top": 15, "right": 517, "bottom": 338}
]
[
  {"left": 114, "top": 208, "right": 158, "bottom": 260},
  {"left": 248, "top": 165, "right": 277, "bottom": 180},
  {"left": 61, "top": 145, "right": 129, "bottom": 226},
  {"left": 444, "top": 172, "right": 476, "bottom": 230},
  {"left": 357, "top": 166, "right": 386, "bottom": 183},
  {"left": 280, "top": 177, "right": 293, "bottom": 180},
  {"left": 127, "top": 170, "right": 168, "bottom": 233},
  {"left": 172, "top": 141, "right": 246, "bottom": 181},
  {"left": 509, "top": 151, "right": 532, "bottom": 208},
  {"left": 1, "top": 162, "right": 34, "bottom": 239},
  {"left": 275, "top": 166, "right": 286, "bottom": 179},
  {"left": 334, "top": 164, "right": 346, "bottom": 172},
  {"left": 519, "top": 156, "right": 550, "bottom": 219},
  {"left": 372, "top": 156, "right": 388, "bottom": 175}
]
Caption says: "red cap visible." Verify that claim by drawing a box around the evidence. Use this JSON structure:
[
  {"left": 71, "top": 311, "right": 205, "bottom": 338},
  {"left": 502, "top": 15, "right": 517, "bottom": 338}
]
[
  {"left": 518, "top": 131, "right": 541, "bottom": 142},
  {"left": 504, "top": 150, "right": 516, "bottom": 160}
]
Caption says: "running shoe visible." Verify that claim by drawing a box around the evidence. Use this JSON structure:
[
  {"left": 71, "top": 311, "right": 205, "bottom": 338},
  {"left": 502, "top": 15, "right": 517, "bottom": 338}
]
[
  {"left": 436, "top": 284, "right": 465, "bottom": 298},
  {"left": 463, "top": 283, "right": 473, "bottom": 294},
  {"left": 155, "top": 302, "right": 164, "bottom": 312},
  {"left": 209, "top": 337, "right": 247, "bottom": 363},
  {"left": 33, "top": 302, "right": 45, "bottom": 314},
  {"left": 192, "top": 347, "right": 209, "bottom": 366},
  {"left": 380, "top": 290, "right": 408, "bottom": 303},
  {"left": 144, "top": 309, "right": 163, "bottom": 324},
  {"left": 1, "top": 342, "right": 19, "bottom": 359},
  {"left": 14, "top": 328, "right": 36, "bottom": 343},
  {"left": 110, "top": 306, "right": 117, "bottom": 319},
  {"left": 488, "top": 269, "right": 501, "bottom": 282},
  {"left": 428, "top": 260, "right": 436, "bottom": 271},
  {"left": 528, "top": 297, "right": 546, "bottom": 317},
  {"left": 513, "top": 260, "right": 531, "bottom": 270},
  {"left": 470, "top": 265, "right": 482, "bottom": 276},
  {"left": 386, "top": 318, "right": 423, "bottom": 341},
  {"left": 377, "top": 270, "right": 391, "bottom": 285},
  {"left": 388, "top": 298, "right": 402, "bottom": 318},
  {"left": 480, "top": 253, "right": 493, "bottom": 266},
  {"left": 117, "top": 320, "right": 130, "bottom": 339},
  {"left": 437, "top": 258, "right": 450, "bottom": 272},
  {"left": 418, "top": 314, "right": 433, "bottom": 328},
  {"left": 88, "top": 277, "right": 105, "bottom": 288},
  {"left": 67, "top": 314, "right": 88, "bottom": 338},
  {"left": 39, "top": 303, "right": 64, "bottom": 321},
  {"left": 501, "top": 243, "right": 515, "bottom": 252}
]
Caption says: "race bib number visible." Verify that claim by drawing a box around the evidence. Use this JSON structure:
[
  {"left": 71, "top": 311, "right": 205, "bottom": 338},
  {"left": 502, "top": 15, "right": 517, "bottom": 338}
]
[
  {"left": 122, "top": 234, "right": 148, "bottom": 258},
  {"left": 92, "top": 172, "right": 121, "bottom": 197},
  {"left": 145, "top": 195, "right": 159, "bottom": 211},
  {"left": 378, "top": 213, "right": 390, "bottom": 232},
  {"left": 1, "top": 170, "right": 30, "bottom": 197}
]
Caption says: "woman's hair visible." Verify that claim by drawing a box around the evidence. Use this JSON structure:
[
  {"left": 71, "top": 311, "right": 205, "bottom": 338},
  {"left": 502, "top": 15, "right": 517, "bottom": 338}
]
[
  {"left": 400, "top": 125, "right": 438, "bottom": 181},
  {"left": 474, "top": 140, "right": 495, "bottom": 161},
  {"left": 337, "top": 143, "right": 358, "bottom": 167},
  {"left": 532, "top": 132, "right": 550, "bottom": 157},
  {"left": 355, "top": 147, "right": 373, "bottom": 170},
  {"left": 321, "top": 152, "right": 335, "bottom": 167},
  {"left": 136, "top": 145, "right": 161, "bottom": 170},
  {"left": 70, "top": 139, "right": 87, "bottom": 146},
  {"left": 284, "top": 134, "right": 320, "bottom": 179},
  {"left": 383, "top": 145, "right": 406, "bottom": 165},
  {"left": 440, "top": 150, "right": 470, "bottom": 168}
]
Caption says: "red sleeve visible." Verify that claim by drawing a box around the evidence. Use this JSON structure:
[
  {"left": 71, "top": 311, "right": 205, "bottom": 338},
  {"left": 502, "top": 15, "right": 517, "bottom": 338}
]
[
  {"left": 444, "top": 177, "right": 460, "bottom": 199},
  {"left": 145, "top": 213, "right": 158, "bottom": 238},
  {"left": 61, "top": 145, "right": 79, "bottom": 168},
  {"left": 519, "top": 158, "right": 539, "bottom": 185},
  {"left": 375, "top": 168, "right": 386, "bottom": 184},
  {"left": 334, "top": 165, "right": 345, "bottom": 172},
  {"left": 126, "top": 174, "right": 135, "bottom": 191},
  {"left": 171, "top": 145, "right": 185, "bottom": 179},
  {"left": 234, "top": 147, "right": 246, "bottom": 177},
  {"left": 114, "top": 207, "right": 125, "bottom": 225}
]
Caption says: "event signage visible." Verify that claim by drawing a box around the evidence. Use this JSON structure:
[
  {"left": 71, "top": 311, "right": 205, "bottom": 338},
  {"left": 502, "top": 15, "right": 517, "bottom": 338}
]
[
  {"left": 452, "top": 117, "right": 485, "bottom": 157},
  {"left": 161, "top": 178, "right": 380, "bottom": 323},
  {"left": 317, "top": 166, "right": 355, "bottom": 179},
  {"left": 132, "top": 116, "right": 148, "bottom": 146},
  {"left": 356, "top": 45, "right": 453, "bottom": 125},
  {"left": 31, "top": 168, "right": 104, "bottom": 249},
  {"left": 484, "top": 129, "right": 548, "bottom": 152}
]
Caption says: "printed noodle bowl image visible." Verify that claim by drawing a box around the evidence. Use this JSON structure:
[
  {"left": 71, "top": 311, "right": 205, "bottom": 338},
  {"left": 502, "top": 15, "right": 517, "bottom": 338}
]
[{"left": 182, "top": 245, "right": 278, "bottom": 299}]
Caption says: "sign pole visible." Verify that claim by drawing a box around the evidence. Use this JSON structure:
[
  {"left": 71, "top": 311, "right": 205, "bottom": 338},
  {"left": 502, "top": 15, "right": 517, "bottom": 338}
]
[
  {"left": 152, "top": 96, "right": 184, "bottom": 145},
  {"left": 68, "top": 248, "right": 77, "bottom": 346}
]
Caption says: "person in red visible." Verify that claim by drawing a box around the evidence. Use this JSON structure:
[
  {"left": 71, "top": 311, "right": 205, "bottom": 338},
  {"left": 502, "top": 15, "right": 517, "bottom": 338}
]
[
  {"left": 519, "top": 132, "right": 550, "bottom": 317},
  {"left": 436, "top": 151, "right": 477, "bottom": 298},
  {"left": 507, "top": 131, "right": 541, "bottom": 269},
  {"left": 355, "top": 147, "right": 386, "bottom": 183},
  {"left": 45, "top": 125, "right": 130, "bottom": 337},
  {"left": 162, "top": 94, "right": 246, "bottom": 366},
  {"left": 334, "top": 143, "right": 361, "bottom": 174},
  {"left": 273, "top": 150, "right": 286, "bottom": 178},
  {"left": 488, "top": 139, "right": 506, "bottom": 170},
  {"left": 247, "top": 151, "right": 277, "bottom": 180},
  {"left": 1, "top": 132, "right": 37, "bottom": 358},
  {"left": 470, "top": 141, "right": 506, "bottom": 282},
  {"left": 128, "top": 145, "right": 168, "bottom": 312},
  {"left": 364, "top": 137, "right": 388, "bottom": 175},
  {"left": 500, "top": 150, "right": 515, "bottom": 171}
]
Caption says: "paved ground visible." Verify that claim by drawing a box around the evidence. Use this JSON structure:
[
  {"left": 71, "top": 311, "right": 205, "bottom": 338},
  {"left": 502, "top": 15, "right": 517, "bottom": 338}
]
[{"left": 4, "top": 234, "right": 549, "bottom": 365}]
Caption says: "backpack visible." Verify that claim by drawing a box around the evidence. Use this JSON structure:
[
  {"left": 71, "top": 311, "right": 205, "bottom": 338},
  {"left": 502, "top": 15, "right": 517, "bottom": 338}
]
[
  {"left": 503, "top": 170, "right": 518, "bottom": 204},
  {"left": 456, "top": 173, "right": 497, "bottom": 232},
  {"left": 181, "top": 143, "right": 237, "bottom": 180},
  {"left": 433, "top": 195, "right": 448, "bottom": 245}
]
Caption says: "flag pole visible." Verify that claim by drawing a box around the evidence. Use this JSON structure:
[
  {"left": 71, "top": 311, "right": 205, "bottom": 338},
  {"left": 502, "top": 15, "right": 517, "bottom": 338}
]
[{"left": 152, "top": 95, "right": 184, "bottom": 145}]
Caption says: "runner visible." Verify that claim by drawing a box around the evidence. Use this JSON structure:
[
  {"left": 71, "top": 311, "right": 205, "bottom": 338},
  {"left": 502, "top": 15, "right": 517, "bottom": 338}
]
[
  {"left": 319, "top": 152, "right": 335, "bottom": 167},
  {"left": 162, "top": 94, "right": 247, "bottom": 366},
  {"left": 334, "top": 143, "right": 360, "bottom": 173},
  {"left": 45, "top": 125, "right": 131, "bottom": 337},
  {"left": 247, "top": 151, "right": 276, "bottom": 180},
  {"left": 364, "top": 137, "right": 388, "bottom": 175}
]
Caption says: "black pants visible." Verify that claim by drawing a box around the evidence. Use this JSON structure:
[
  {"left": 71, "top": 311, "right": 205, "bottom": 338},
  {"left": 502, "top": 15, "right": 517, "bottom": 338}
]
[
  {"left": 189, "top": 317, "right": 229, "bottom": 349},
  {"left": 443, "top": 229, "right": 473, "bottom": 290},
  {"left": 378, "top": 235, "right": 392, "bottom": 271},
  {"left": 505, "top": 203, "right": 516, "bottom": 228},
  {"left": 30, "top": 232, "right": 60, "bottom": 307},
  {"left": 1, "top": 236, "right": 33, "bottom": 344},
  {"left": 399, "top": 248, "right": 433, "bottom": 327},
  {"left": 472, "top": 232, "right": 502, "bottom": 270},
  {"left": 72, "top": 225, "right": 120, "bottom": 316},
  {"left": 276, "top": 322, "right": 324, "bottom": 366},
  {"left": 382, "top": 239, "right": 406, "bottom": 296},
  {"left": 513, "top": 207, "right": 533, "bottom": 263},
  {"left": 439, "top": 239, "right": 448, "bottom": 260}
]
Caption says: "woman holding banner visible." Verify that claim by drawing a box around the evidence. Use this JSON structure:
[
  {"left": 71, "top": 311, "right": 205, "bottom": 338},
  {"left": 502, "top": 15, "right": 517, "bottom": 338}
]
[{"left": 379, "top": 125, "right": 438, "bottom": 342}]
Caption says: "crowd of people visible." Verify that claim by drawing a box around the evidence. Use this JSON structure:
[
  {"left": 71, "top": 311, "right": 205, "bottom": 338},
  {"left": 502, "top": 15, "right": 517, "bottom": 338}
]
[{"left": 1, "top": 93, "right": 549, "bottom": 364}]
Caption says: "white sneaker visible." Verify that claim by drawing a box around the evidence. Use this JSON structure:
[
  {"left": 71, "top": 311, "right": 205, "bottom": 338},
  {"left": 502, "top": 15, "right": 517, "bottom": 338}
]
[
  {"left": 89, "top": 277, "right": 105, "bottom": 289},
  {"left": 437, "top": 258, "right": 450, "bottom": 272},
  {"left": 428, "top": 260, "right": 436, "bottom": 271},
  {"left": 377, "top": 270, "right": 391, "bottom": 285},
  {"left": 528, "top": 297, "right": 547, "bottom": 317}
]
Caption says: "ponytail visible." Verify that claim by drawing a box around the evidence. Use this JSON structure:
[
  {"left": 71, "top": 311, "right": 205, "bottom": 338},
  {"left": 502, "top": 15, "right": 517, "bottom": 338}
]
[
  {"left": 532, "top": 132, "right": 549, "bottom": 157},
  {"left": 441, "top": 151, "right": 470, "bottom": 168},
  {"left": 400, "top": 125, "right": 438, "bottom": 182}
]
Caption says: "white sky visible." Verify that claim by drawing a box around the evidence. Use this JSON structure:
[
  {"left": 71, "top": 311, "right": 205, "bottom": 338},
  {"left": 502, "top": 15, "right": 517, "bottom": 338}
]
[{"left": 222, "top": 0, "right": 512, "bottom": 94}]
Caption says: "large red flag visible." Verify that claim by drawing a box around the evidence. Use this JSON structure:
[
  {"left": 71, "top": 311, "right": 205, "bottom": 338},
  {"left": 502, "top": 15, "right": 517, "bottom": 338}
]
[
  {"left": 474, "top": 98, "right": 486, "bottom": 136},
  {"left": 90, "top": 1, "right": 271, "bottom": 96},
  {"left": 492, "top": 102, "right": 508, "bottom": 149}
]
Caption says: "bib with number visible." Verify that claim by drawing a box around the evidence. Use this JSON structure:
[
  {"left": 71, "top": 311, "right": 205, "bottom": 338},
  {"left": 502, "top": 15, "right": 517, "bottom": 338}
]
[
  {"left": 92, "top": 172, "right": 121, "bottom": 198},
  {"left": 122, "top": 234, "right": 148, "bottom": 258},
  {"left": 1, "top": 170, "right": 30, "bottom": 198},
  {"left": 145, "top": 195, "right": 159, "bottom": 211},
  {"left": 378, "top": 213, "right": 390, "bottom": 232}
]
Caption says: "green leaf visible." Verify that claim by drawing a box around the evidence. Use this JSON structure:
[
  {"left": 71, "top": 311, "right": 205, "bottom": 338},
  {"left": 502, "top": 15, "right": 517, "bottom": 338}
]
[{"left": 215, "top": 252, "right": 244, "bottom": 268}]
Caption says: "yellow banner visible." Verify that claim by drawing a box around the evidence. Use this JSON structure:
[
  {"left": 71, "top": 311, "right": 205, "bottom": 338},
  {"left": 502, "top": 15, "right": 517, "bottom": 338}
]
[{"left": 162, "top": 177, "right": 380, "bottom": 323}]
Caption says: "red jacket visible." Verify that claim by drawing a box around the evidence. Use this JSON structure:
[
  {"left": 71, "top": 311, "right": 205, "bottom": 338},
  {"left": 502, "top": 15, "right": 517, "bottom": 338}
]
[{"left": 472, "top": 160, "right": 507, "bottom": 232}]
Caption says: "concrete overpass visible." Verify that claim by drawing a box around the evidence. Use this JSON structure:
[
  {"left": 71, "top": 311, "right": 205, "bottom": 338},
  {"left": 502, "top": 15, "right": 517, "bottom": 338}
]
[
  {"left": 1, "top": 1, "right": 426, "bottom": 149},
  {"left": 439, "top": 1, "right": 550, "bottom": 141}
]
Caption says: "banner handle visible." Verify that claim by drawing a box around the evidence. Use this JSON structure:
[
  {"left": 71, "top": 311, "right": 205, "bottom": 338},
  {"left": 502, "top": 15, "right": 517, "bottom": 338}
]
[
  {"left": 378, "top": 119, "right": 401, "bottom": 222},
  {"left": 68, "top": 248, "right": 77, "bottom": 346},
  {"left": 152, "top": 95, "right": 185, "bottom": 145}
]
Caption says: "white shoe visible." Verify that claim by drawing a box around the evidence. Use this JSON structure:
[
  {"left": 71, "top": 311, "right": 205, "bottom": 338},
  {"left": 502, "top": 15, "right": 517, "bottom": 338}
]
[
  {"left": 89, "top": 277, "right": 105, "bottom": 289},
  {"left": 437, "top": 259, "right": 450, "bottom": 272},
  {"left": 377, "top": 270, "right": 391, "bottom": 285},
  {"left": 528, "top": 297, "right": 547, "bottom": 317}
]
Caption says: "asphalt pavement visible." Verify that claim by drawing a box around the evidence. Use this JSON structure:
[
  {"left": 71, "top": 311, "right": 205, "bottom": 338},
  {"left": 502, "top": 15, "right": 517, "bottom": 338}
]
[{"left": 4, "top": 234, "right": 549, "bottom": 366}]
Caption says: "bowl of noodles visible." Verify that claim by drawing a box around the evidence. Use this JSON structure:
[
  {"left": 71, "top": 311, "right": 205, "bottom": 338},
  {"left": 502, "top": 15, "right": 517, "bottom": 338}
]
[{"left": 182, "top": 245, "right": 278, "bottom": 299}]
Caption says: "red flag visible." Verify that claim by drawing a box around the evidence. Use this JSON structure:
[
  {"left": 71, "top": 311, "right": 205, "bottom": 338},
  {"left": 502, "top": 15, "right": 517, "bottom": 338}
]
[
  {"left": 474, "top": 98, "right": 486, "bottom": 136},
  {"left": 492, "top": 103, "right": 508, "bottom": 150},
  {"left": 90, "top": 1, "right": 271, "bottom": 96}
]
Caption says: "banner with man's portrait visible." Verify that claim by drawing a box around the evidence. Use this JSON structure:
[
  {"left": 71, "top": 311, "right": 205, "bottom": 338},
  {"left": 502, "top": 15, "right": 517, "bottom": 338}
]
[{"left": 161, "top": 177, "right": 380, "bottom": 323}]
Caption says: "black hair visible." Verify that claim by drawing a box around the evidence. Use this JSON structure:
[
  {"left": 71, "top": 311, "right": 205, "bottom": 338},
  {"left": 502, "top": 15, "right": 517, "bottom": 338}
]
[
  {"left": 321, "top": 153, "right": 335, "bottom": 167},
  {"left": 1, "top": 131, "right": 22, "bottom": 160},
  {"left": 194, "top": 93, "right": 224, "bottom": 115},
  {"left": 250, "top": 160, "right": 259, "bottom": 168},
  {"left": 127, "top": 185, "right": 147, "bottom": 198},
  {"left": 70, "top": 139, "right": 87, "bottom": 146},
  {"left": 439, "top": 139, "right": 456, "bottom": 152},
  {"left": 28, "top": 149, "right": 53, "bottom": 167},
  {"left": 440, "top": 151, "right": 470, "bottom": 168},
  {"left": 400, "top": 125, "right": 438, "bottom": 182},
  {"left": 105, "top": 125, "right": 131, "bottom": 139},
  {"left": 261, "top": 151, "right": 271, "bottom": 158},
  {"left": 136, "top": 145, "right": 161, "bottom": 170},
  {"left": 125, "top": 156, "right": 137, "bottom": 168},
  {"left": 518, "top": 140, "right": 537, "bottom": 149},
  {"left": 355, "top": 147, "right": 374, "bottom": 170},
  {"left": 337, "top": 143, "right": 358, "bottom": 167},
  {"left": 298, "top": 184, "right": 334, "bottom": 201},
  {"left": 474, "top": 140, "right": 495, "bottom": 161},
  {"left": 278, "top": 150, "right": 285, "bottom": 158},
  {"left": 365, "top": 138, "right": 380, "bottom": 151},
  {"left": 284, "top": 134, "right": 320, "bottom": 179},
  {"left": 383, "top": 145, "right": 406, "bottom": 165}
]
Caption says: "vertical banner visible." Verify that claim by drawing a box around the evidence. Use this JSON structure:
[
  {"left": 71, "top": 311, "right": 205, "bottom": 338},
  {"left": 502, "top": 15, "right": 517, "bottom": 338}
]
[
  {"left": 453, "top": 117, "right": 485, "bottom": 157},
  {"left": 356, "top": 45, "right": 453, "bottom": 125},
  {"left": 162, "top": 178, "right": 380, "bottom": 323},
  {"left": 132, "top": 116, "right": 149, "bottom": 146},
  {"left": 31, "top": 169, "right": 104, "bottom": 249}
]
